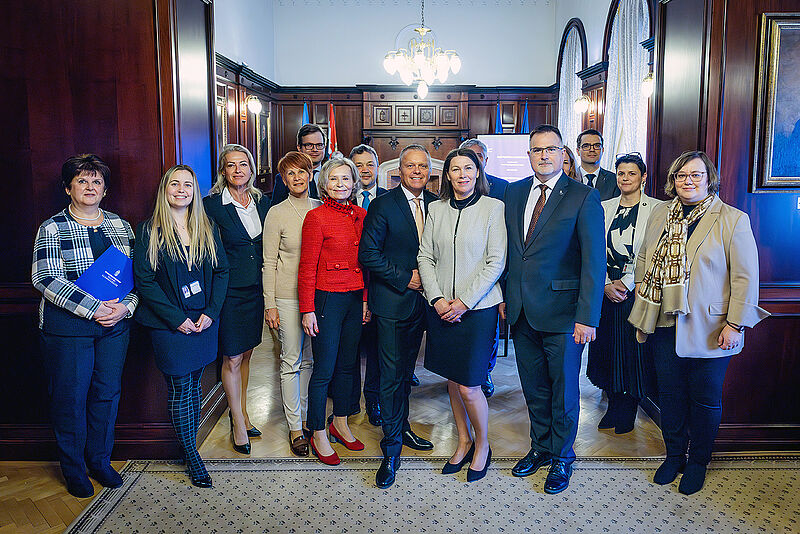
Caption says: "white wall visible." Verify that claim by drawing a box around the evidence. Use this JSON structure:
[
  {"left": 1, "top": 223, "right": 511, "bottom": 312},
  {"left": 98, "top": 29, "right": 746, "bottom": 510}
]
[
  {"left": 272, "top": 0, "right": 559, "bottom": 86},
  {"left": 214, "top": 0, "right": 275, "bottom": 80},
  {"left": 555, "top": 0, "right": 614, "bottom": 66}
]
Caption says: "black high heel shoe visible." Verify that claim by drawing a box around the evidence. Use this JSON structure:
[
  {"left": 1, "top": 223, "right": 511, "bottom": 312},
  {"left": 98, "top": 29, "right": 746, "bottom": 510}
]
[
  {"left": 190, "top": 473, "right": 213, "bottom": 488},
  {"left": 442, "top": 443, "right": 475, "bottom": 474},
  {"left": 229, "top": 412, "right": 251, "bottom": 454},
  {"left": 467, "top": 447, "right": 492, "bottom": 482}
]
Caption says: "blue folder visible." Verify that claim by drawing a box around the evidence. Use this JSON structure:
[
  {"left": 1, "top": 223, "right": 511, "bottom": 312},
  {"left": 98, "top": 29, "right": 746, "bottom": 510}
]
[{"left": 75, "top": 246, "right": 134, "bottom": 301}]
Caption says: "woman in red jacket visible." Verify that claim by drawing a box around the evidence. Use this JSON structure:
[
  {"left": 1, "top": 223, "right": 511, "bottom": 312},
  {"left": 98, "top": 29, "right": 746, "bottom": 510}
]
[{"left": 299, "top": 157, "right": 369, "bottom": 465}]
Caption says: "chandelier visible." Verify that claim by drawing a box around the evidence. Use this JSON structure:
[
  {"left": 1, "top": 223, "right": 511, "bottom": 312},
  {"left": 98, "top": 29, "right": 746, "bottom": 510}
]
[{"left": 382, "top": 0, "right": 461, "bottom": 98}]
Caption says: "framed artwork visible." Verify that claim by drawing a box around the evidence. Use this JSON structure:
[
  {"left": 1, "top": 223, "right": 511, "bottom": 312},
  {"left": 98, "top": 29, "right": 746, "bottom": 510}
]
[
  {"left": 440, "top": 106, "right": 458, "bottom": 125},
  {"left": 374, "top": 106, "right": 392, "bottom": 126},
  {"left": 418, "top": 106, "right": 435, "bottom": 125},
  {"left": 753, "top": 14, "right": 800, "bottom": 190},
  {"left": 255, "top": 107, "right": 271, "bottom": 175},
  {"left": 396, "top": 106, "right": 414, "bottom": 125}
]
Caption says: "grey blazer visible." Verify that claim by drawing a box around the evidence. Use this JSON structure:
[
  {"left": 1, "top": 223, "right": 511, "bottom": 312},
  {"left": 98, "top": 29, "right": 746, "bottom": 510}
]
[
  {"left": 632, "top": 196, "right": 770, "bottom": 357},
  {"left": 417, "top": 195, "right": 506, "bottom": 310}
]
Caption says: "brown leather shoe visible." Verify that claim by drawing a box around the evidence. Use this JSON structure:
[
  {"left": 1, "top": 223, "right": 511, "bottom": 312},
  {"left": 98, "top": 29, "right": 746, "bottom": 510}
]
[{"left": 290, "top": 434, "right": 309, "bottom": 457}]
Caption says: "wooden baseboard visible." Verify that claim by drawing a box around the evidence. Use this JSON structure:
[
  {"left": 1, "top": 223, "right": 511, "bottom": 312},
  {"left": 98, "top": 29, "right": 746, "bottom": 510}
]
[{"left": 0, "top": 381, "right": 227, "bottom": 460}]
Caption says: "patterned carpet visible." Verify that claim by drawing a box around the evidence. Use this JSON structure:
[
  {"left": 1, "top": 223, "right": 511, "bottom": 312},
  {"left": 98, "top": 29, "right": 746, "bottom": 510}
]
[{"left": 66, "top": 457, "right": 799, "bottom": 533}]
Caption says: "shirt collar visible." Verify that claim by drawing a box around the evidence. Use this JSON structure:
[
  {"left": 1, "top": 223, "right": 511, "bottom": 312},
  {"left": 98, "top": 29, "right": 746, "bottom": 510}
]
[
  {"left": 222, "top": 187, "right": 253, "bottom": 209},
  {"left": 533, "top": 171, "right": 563, "bottom": 191},
  {"left": 400, "top": 184, "right": 423, "bottom": 202},
  {"left": 578, "top": 165, "right": 600, "bottom": 179}
]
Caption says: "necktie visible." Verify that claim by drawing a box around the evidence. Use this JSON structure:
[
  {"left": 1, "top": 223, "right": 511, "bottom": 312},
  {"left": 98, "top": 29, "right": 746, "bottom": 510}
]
[
  {"left": 413, "top": 197, "right": 424, "bottom": 240},
  {"left": 361, "top": 190, "right": 371, "bottom": 210},
  {"left": 586, "top": 173, "right": 596, "bottom": 188},
  {"left": 524, "top": 184, "right": 548, "bottom": 246}
]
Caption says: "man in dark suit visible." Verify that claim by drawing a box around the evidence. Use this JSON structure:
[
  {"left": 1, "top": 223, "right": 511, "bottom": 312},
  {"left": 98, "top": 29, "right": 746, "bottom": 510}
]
[
  {"left": 349, "top": 143, "right": 388, "bottom": 426},
  {"left": 575, "top": 128, "right": 620, "bottom": 200},
  {"left": 459, "top": 138, "right": 508, "bottom": 398},
  {"left": 269, "top": 124, "right": 327, "bottom": 208},
  {"left": 504, "top": 124, "right": 605, "bottom": 494},
  {"left": 359, "top": 144, "right": 437, "bottom": 489}
]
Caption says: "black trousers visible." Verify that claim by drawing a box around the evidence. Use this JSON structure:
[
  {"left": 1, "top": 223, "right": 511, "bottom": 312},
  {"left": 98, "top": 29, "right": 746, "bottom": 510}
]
[
  {"left": 649, "top": 327, "right": 731, "bottom": 466},
  {"left": 349, "top": 319, "right": 380, "bottom": 414},
  {"left": 511, "top": 312, "right": 582, "bottom": 463},
  {"left": 307, "top": 290, "right": 363, "bottom": 431},
  {"left": 164, "top": 368, "right": 207, "bottom": 478},
  {"left": 375, "top": 295, "right": 425, "bottom": 457},
  {"left": 40, "top": 322, "right": 129, "bottom": 482}
]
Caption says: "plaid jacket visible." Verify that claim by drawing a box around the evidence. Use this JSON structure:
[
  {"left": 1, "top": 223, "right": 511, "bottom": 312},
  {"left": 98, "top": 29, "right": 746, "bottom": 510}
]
[{"left": 32, "top": 209, "right": 139, "bottom": 329}]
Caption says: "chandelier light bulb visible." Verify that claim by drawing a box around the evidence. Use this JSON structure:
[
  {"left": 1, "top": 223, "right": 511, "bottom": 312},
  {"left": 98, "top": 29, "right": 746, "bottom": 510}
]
[
  {"left": 641, "top": 72, "right": 655, "bottom": 99},
  {"left": 449, "top": 52, "right": 461, "bottom": 74},
  {"left": 417, "top": 81, "right": 429, "bottom": 99},
  {"left": 383, "top": 53, "right": 397, "bottom": 75},
  {"left": 399, "top": 67, "right": 414, "bottom": 86},
  {"left": 436, "top": 66, "right": 449, "bottom": 83}
]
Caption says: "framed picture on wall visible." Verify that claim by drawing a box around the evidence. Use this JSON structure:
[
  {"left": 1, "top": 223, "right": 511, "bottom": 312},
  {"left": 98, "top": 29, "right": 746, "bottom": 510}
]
[
  {"left": 256, "top": 107, "right": 271, "bottom": 175},
  {"left": 753, "top": 14, "right": 800, "bottom": 190}
]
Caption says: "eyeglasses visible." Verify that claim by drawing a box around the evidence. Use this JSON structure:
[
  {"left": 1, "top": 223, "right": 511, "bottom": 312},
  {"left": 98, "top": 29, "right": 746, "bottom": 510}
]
[
  {"left": 579, "top": 143, "right": 603, "bottom": 151},
  {"left": 615, "top": 152, "right": 642, "bottom": 160},
  {"left": 301, "top": 143, "right": 325, "bottom": 150},
  {"left": 674, "top": 172, "right": 707, "bottom": 183},
  {"left": 530, "top": 146, "right": 563, "bottom": 156}
]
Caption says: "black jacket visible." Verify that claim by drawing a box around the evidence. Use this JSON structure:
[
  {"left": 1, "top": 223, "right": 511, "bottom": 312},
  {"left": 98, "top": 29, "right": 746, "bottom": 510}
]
[
  {"left": 203, "top": 192, "right": 269, "bottom": 288},
  {"left": 358, "top": 186, "right": 438, "bottom": 320},
  {"left": 133, "top": 222, "right": 229, "bottom": 330}
]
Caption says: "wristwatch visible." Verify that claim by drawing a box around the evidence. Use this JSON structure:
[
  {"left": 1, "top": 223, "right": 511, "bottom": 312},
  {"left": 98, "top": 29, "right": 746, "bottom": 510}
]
[{"left": 726, "top": 321, "right": 745, "bottom": 333}]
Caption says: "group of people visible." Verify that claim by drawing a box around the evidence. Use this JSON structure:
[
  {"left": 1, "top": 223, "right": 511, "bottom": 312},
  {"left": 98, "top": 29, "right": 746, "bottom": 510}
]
[{"left": 32, "top": 121, "right": 768, "bottom": 500}]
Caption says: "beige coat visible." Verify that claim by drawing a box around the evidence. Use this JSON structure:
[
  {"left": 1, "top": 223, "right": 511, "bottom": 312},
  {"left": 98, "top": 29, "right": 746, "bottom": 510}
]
[{"left": 632, "top": 196, "right": 770, "bottom": 357}]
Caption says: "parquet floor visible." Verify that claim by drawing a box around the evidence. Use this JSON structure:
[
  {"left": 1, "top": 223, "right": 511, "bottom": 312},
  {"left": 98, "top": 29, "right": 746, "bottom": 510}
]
[{"left": 1, "top": 331, "right": 665, "bottom": 533}]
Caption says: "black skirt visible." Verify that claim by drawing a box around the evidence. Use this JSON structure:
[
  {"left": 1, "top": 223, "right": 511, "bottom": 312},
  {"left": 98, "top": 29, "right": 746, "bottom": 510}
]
[
  {"left": 218, "top": 285, "right": 264, "bottom": 356},
  {"left": 587, "top": 293, "right": 650, "bottom": 398},
  {"left": 424, "top": 304, "right": 498, "bottom": 387}
]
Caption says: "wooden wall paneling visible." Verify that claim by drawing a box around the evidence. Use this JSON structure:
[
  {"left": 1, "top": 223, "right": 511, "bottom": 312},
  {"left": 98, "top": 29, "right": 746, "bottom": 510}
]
[{"left": 0, "top": 0, "right": 223, "bottom": 459}]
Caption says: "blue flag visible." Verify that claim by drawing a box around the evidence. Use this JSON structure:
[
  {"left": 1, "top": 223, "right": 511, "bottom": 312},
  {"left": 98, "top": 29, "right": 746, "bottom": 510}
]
[
  {"left": 520, "top": 102, "right": 530, "bottom": 134},
  {"left": 302, "top": 102, "right": 310, "bottom": 125},
  {"left": 494, "top": 103, "right": 503, "bottom": 134}
]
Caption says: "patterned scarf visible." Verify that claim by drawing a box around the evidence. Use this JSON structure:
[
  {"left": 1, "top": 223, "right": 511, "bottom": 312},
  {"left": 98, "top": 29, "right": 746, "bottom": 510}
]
[{"left": 630, "top": 195, "right": 714, "bottom": 333}]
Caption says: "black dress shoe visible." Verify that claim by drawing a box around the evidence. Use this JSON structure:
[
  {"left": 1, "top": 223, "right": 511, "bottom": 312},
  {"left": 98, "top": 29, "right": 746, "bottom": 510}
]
[
  {"left": 65, "top": 475, "right": 95, "bottom": 498},
  {"left": 467, "top": 448, "right": 492, "bottom": 482},
  {"left": 442, "top": 443, "right": 475, "bottom": 474},
  {"left": 190, "top": 473, "right": 213, "bottom": 488},
  {"left": 376, "top": 455, "right": 401, "bottom": 488},
  {"left": 365, "top": 401, "right": 383, "bottom": 426},
  {"left": 410, "top": 373, "right": 420, "bottom": 386},
  {"left": 247, "top": 426, "right": 262, "bottom": 437},
  {"left": 512, "top": 449, "right": 552, "bottom": 477},
  {"left": 654, "top": 456, "right": 686, "bottom": 485},
  {"left": 481, "top": 373, "right": 495, "bottom": 398},
  {"left": 88, "top": 466, "right": 123, "bottom": 488},
  {"left": 544, "top": 460, "right": 573, "bottom": 494},
  {"left": 402, "top": 430, "right": 433, "bottom": 450}
]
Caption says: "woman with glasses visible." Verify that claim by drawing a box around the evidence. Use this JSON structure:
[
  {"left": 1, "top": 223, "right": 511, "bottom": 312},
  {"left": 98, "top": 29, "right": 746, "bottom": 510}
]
[
  {"left": 587, "top": 153, "right": 662, "bottom": 434},
  {"left": 629, "top": 151, "right": 769, "bottom": 495}
]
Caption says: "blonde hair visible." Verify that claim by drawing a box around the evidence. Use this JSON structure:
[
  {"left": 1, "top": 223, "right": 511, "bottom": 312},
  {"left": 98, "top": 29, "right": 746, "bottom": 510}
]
[
  {"left": 317, "top": 158, "right": 362, "bottom": 203},
  {"left": 209, "top": 144, "right": 263, "bottom": 200},
  {"left": 147, "top": 165, "right": 219, "bottom": 270}
]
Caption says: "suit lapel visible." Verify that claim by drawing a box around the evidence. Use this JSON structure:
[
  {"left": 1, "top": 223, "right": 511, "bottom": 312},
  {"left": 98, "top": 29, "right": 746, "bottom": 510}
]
[
  {"left": 514, "top": 177, "right": 535, "bottom": 249},
  {"left": 224, "top": 201, "right": 252, "bottom": 241},
  {"left": 391, "top": 186, "right": 418, "bottom": 241},
  {"left": 686, "top": 196, "right": 722, "bottom": 268},
  {"left": 524, "top": 175, "right": 568, "bottom": 250}
]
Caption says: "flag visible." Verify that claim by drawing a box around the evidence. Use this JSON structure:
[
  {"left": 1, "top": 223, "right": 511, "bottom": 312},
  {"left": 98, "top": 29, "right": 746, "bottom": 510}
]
[
  {"left": 494, "top": 103, "right": 503, "bottom": 134},
  {"left": 302, "top": 102, "right": 310, "bottom": 125},
  {"left": 328, "top": 103, "right": 338, "bottom": 155},
  {"left": 520, "top": 101, "right": 530, "bottom": 134}
]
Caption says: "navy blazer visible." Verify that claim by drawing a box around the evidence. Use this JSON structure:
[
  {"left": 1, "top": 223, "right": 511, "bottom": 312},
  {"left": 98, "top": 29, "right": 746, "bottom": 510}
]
[
  {"left": 504, "top": 174, "right": 606, "bottom": 333},
  {"left": 358, "top": 185, "right": 438, "bottom": 320},
  {"left": 486, "top": 173, "right": 509, "bottom": 201},
  {"left": 203, "top": 192, "right": 269, "bottom": 289},
  {"left": 269, "top": 172, "right": 320, "bottom": 209},
  {"left": 133, "top": 222, "right": 229, "bottom": 330},
  {"left": 595, "top": 168, "right": 620, "bottom": 201}
]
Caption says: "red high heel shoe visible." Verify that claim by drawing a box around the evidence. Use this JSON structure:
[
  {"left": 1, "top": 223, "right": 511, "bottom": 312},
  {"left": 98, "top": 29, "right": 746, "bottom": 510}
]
[
  {"left": 328, "top": 423, "right": 365, "bottom": 451},
  {"left": 310, "top": 436, "right": 341, "bottom": 465}
]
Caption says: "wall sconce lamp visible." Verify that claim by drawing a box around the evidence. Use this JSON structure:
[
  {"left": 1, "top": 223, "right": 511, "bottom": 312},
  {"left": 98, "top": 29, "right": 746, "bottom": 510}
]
[
  {"left": 245, "top": 95, "right": 263, "bottom": 115},
  {"left": 573, "top": 95, "right": 591, "bottom": 115}
]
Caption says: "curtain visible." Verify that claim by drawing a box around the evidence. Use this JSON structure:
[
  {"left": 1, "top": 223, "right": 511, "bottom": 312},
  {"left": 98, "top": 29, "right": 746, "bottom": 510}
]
[
  {"left": 557, "top": 28, "right": 583, "bottom": 155},
  {"left": 601, "top": 0, "right": 651, "bottom": 168}
]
